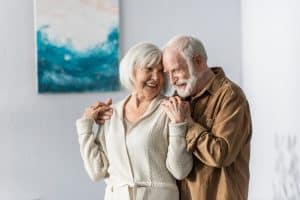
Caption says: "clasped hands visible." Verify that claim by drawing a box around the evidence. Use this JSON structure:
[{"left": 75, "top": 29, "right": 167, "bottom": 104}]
[
  {"left": 82, "top": 96, "right": 194, "bottom": 126},
  {"left": 161, "top": 96, "right": 194, "bottom": 125},
  {"left": 82, "top": 98, "right": 113, "bottom": 125}
]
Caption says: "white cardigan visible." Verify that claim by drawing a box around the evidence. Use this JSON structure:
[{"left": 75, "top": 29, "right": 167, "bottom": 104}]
[{"left": 76, "top": 95, "right": 193, "bottom": 200}]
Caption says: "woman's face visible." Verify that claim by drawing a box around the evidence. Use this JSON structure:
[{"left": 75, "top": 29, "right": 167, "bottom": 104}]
[{"left": 133, "top": 63, "right": 164, "bottom": 100}]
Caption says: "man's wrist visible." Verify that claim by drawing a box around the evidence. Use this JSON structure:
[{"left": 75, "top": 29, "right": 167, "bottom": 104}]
[
  {"left": 186, "top": 117, "right": 195, "bottom": 127},
  {"left": 171, "top": 117, "right": 186, "bottom": 124}
]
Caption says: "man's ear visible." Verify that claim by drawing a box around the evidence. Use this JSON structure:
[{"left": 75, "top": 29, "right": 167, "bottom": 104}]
[{"left": 193, "top": 54, "right": 203, "bottom": 66}]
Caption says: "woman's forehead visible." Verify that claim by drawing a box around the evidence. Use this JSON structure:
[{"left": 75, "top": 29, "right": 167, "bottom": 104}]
[{"left": 145, "top": 63, "right": 163, "bottom": 69}]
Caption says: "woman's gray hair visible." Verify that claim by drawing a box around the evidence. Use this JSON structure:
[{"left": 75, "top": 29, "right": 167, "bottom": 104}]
[
  {"left": 119, "top": 42, "right": 162, "bottom": 92},
  {"left": 163, "top": 35, "right": 208, "bottom": 62}
]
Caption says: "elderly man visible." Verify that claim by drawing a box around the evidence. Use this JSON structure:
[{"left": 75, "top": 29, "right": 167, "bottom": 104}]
[{"left": 161, "top": 35, "right": 252, "bottom": 200}]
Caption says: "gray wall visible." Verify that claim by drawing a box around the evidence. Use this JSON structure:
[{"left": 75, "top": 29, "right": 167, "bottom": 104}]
[{"left": 0, "top": 0, "right": 241, "bottom": 199}]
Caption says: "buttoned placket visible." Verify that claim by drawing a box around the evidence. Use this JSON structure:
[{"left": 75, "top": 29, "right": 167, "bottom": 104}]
[{"left": 114, "top": 95, "right": 163, "bottom": 199}]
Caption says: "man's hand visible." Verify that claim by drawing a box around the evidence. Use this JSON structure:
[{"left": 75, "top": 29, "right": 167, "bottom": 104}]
[
  {"left": 161, "top": 96, "right": 192, "bottom": 124},
  {"left": 82, "top": 98, "right": 113, "bottom": 125}
]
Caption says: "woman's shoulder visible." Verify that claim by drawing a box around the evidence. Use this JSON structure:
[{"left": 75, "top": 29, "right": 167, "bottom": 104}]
[
  {"left": 111, "top": 95, "right": 131, "bottom": 109},
  {"left": 155, "top": 96, "right": 170, "bottom": 121}
]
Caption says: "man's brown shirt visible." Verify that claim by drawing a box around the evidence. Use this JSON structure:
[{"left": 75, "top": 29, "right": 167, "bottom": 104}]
[{"left": 180, "top": 67, "right": 252, "bottom": 200}]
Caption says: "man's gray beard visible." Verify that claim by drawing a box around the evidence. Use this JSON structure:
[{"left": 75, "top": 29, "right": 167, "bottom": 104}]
[{"left": 176, "top": 74, "right": 198, "bottom": 98}]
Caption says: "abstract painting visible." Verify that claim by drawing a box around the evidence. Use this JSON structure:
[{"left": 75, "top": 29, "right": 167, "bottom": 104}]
[{"left": 35, "top": 0, "right": 119, "bottom": 93}]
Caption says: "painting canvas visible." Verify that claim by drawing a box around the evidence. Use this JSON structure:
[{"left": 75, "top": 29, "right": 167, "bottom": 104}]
[{"left": 35, "top": 0, "right": 119, "bottom": 93}]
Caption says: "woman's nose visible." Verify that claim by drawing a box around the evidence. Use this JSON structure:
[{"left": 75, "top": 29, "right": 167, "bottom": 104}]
[{"left": 152, "top": 72, "right": 159, "bottom": 81}]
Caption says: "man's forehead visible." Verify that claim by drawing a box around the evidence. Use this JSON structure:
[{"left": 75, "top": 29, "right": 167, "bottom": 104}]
[
  {"left": 163, "top": 61, "right": 184, "bottom": 73},
  {"left": 163, "top": 47, "right": 181, "bottom": 58},
  {"left": 164, "top": 50, "right": 184, "bottom": 63}
]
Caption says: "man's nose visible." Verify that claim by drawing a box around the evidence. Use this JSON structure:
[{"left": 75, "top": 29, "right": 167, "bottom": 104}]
[{"left": 169, "top": 73, "right": 177, "bottom": 84}]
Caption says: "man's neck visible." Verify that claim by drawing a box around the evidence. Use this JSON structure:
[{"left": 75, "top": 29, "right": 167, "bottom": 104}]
[{"left": 192, "top": 68, "right": 214, "bottom": 97}]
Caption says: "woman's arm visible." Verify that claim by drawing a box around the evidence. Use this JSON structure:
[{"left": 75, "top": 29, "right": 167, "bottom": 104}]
[
  {"left": 76, "top": 118, "right": 109, "bottom": 181},
  {"left": 165, "top": 121, "right": 193, "bottom": 180},
  {"left": 161, "top": 96, "right": 193, "bottom": 180},
  {"left": 76, "top": 100, "right": 112, "bottom": 181}
]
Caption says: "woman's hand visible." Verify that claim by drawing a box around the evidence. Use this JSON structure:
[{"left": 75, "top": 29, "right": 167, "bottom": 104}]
[
  {"left": 82, "top": 99, "right": 113, "bottom": 125},
  {"left": 161, "top": 96, "right": 193, "bottom": 124}
]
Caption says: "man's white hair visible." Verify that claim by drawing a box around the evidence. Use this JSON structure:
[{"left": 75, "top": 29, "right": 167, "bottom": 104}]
[
  {"left": 164, "top": 35, "right": 208, "bottom": 63},
  {"left": 119, "top": 42, "right": 162, "bottom": 92}
]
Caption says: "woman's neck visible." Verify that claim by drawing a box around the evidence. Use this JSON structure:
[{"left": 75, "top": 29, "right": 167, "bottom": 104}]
[
  {"left": 131, "top": 92, "right": 153, "bottom": 108},
  {"left": 124, "top": 92, "right": 155, "bottom": 123}
]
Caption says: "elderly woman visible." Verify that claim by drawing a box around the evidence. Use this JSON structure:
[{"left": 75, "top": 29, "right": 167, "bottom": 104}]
[{"left": 76, "top": 43, "right": 193, "bottom": 200}]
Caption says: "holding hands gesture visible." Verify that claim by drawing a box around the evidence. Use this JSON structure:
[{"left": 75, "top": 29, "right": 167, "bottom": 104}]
[
  {"left": 82, "top": 98, "right": 113, "bottom": 125},
  {"left": 161, "top": 96, "right": 193, "bottom": 124}
]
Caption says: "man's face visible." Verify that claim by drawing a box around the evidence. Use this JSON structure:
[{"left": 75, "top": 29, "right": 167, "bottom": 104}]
[{"left": 163, "top": 49, "right": 198, "bottom": 98}]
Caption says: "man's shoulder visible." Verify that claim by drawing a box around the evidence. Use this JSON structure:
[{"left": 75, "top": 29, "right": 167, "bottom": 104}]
[
  {"left": 210, "top": 67, "right": 246, "bottom": 100},
  {"left": 218, "top": 76, "right": 248, "bottom": 103}
]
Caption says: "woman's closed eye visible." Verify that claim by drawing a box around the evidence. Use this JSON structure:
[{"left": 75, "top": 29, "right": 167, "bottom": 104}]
[{"left": 144, "top": 67, "right": 152, "bottom": 72}]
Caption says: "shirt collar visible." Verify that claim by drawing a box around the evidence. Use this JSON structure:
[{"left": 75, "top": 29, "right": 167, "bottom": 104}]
[{"left": 191, "top": 67, "right": 226, "bottom": 100}]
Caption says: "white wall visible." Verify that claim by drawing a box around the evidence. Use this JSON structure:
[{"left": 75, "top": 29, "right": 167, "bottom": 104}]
[
  {"left": 0, "top": 0, "right": 241, "bottom": 199},
  {"left": 120, "top": 0, "right": 242, "bottom": 82},
  {"left": 241, "top": 0, "right": 300, "bottom": 199}
]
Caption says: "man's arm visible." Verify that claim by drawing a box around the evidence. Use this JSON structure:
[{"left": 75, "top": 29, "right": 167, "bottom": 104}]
[{"left": 186, "top": 89, "right": 252, "bottom": 167}]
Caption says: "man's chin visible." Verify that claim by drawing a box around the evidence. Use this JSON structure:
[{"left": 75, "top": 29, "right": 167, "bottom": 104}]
[{"left": 176, "top": 89, "right": 191, "bottom": 98}]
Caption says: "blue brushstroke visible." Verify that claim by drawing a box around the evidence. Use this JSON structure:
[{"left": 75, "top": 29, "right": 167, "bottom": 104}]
[{"left": 37, "top": 25, "right": 120, "bottom": 93}]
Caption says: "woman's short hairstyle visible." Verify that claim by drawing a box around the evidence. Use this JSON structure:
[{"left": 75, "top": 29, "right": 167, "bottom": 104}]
[{"left": 119, "top": 42, "right": 163, "bottom": 92}]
